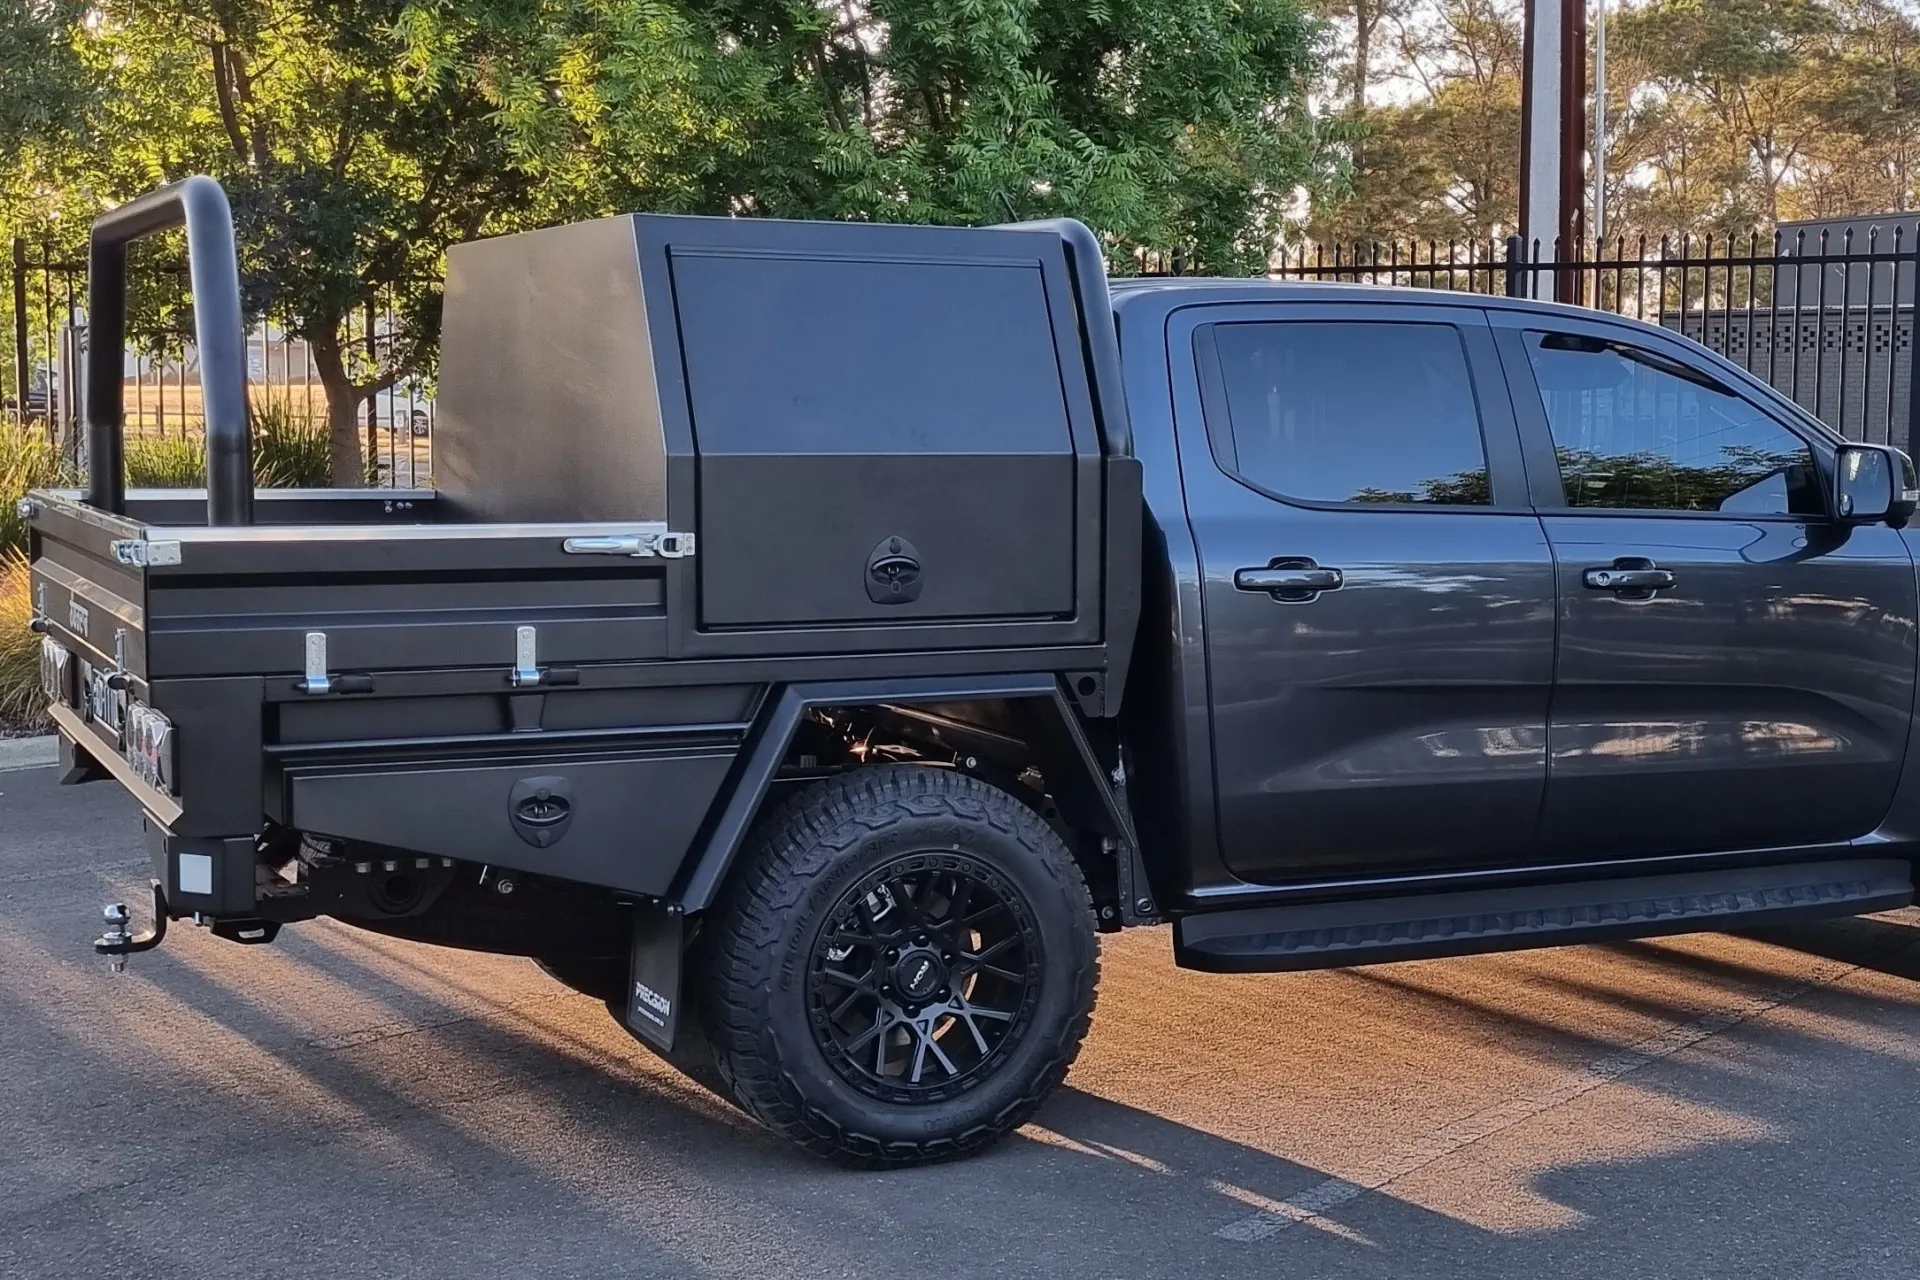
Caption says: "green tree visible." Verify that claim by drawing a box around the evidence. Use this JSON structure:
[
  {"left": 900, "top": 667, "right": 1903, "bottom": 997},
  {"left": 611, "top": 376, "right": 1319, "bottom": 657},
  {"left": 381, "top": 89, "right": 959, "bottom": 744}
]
[
  {"left": 5, "top": 0, "right": 766, "bottom": 483},
  {"left": 1792, "top": 0, "right": 1920, "bottom": 218},
  {"left": 5, "top": 0, "right": 1334, "bottom": 484},
  {"left": 0, "top": 1, "right": 83, "bottom": 154},
  {"left": 1309, "top": 0, "right": 1522, "bottom": 243},
  {"left": 1612, "top": 0, "right": 1836, "bottom": 231}
]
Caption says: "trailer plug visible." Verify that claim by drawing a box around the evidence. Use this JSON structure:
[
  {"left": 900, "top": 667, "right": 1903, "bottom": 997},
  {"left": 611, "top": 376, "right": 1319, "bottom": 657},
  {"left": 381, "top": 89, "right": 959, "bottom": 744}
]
[{"left": 94, "top": 881, "right": 170, "bottom": 974}]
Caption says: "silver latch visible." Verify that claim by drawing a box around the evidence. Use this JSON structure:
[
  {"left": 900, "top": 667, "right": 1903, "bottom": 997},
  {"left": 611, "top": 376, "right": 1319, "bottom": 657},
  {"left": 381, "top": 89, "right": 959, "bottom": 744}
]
[
  {"left": 297, "top": 632, "right": 332, "bottom": 695},
  {"left": 561, "top": 531, "right": 696, "bottom": 559},
  {"left": 510, "top": 626, "right": 541, "bottom": 688},
  {"left": 16, "top": 497, "right": 41, "bottom": 522},
  {"left": 110, "top": 539, "right": 182, "bottom": 567}
]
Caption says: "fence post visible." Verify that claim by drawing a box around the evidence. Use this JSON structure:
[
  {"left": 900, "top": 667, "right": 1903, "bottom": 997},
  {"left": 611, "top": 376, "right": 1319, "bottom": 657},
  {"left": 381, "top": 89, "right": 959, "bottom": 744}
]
[
  {"left": 1907, "top": 231, "right": 1920, "bottom": 457},
  {"left": 10, "top": 238, "right": 27, "bottom": 422},
  {"left": 1504, "top": 234, "right": 1527, "bottom": 298},
  {"left": 363, "top": 297, "right": 378, "bottom": 478}
]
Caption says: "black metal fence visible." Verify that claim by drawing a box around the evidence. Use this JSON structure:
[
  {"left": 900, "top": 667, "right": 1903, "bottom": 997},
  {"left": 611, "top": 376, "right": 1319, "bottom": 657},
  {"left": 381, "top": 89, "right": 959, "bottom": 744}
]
[
  {"left": 1255, "top": 228, "right": 1920, "bottom": 450},
  {"left": 16, "top": 228, "right": 1920, "bottom": 481},
  {"left": 4, "top": 241, "right": 433, "bottom": 487}
]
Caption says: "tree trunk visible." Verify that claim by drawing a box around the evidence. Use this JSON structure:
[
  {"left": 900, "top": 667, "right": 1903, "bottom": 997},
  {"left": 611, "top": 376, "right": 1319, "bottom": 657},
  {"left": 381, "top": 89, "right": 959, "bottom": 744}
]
[
  {"left": 324, "top": 388, "right": 364, "bottom": 486},
  {"left": 309, "top": 326, "right": 365, "bottom": 487},
  {"left": 1351, "top": 0, "right": 1373, "bottom": 174},
  {"left": 1352, "top": 0, "right": 1372, "bottom": 120}
]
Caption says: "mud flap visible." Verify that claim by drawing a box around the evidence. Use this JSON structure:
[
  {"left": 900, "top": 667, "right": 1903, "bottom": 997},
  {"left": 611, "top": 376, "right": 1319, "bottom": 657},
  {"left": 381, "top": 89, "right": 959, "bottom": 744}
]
[{"left": 622, "top": 902, "right": 683, "bottom": 1053}]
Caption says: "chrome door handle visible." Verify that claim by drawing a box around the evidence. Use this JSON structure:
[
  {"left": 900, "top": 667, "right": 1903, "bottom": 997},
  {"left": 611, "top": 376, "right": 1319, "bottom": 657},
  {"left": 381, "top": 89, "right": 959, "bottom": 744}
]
[
  {"left": 1235, "top": 561, "right": 1344, "bottom": 602},
  {"left": 1583, "top": 561, "right": 1676, "bottom": 596}
]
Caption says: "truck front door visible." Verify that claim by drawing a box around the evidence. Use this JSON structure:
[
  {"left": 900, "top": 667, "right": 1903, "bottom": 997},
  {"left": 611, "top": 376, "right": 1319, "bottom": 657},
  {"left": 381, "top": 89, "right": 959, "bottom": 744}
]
[
  {"left": 1495, "top": 314, "right": 1918, "bottom": 858},
  {"left": 1175, "top": 301, "right": 1556, "bottom": 883}
]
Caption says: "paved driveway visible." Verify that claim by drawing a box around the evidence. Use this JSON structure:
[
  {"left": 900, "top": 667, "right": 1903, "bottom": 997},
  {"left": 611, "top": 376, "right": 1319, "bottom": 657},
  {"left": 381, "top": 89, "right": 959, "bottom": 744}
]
[{"left": 4, "top": 762, "right": 1920, "bottom": 1279}]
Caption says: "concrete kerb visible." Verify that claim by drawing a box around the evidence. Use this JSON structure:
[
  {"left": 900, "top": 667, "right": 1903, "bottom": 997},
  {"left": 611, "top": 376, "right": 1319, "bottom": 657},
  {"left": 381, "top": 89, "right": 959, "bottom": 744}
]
[{"left": 0, "top": 735, "right": 58, "bottom": 772}]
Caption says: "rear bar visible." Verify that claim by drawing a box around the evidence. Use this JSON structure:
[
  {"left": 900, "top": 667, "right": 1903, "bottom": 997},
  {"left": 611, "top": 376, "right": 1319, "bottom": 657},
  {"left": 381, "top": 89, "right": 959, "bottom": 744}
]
[{"left": 85, "top": 175, "right": 253, "bottom": 526}]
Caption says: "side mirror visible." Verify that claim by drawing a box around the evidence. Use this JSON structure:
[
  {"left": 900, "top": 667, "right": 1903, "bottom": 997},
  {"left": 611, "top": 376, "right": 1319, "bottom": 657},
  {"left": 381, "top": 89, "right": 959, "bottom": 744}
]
[{"left": 1835, "top": 443, "right": 1918, "bottom": 527}]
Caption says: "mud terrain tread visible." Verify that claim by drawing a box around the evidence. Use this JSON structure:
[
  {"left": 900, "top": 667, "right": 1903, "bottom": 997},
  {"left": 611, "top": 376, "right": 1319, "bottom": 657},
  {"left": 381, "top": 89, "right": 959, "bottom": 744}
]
[{"left": 701, "top": 766, "right": 1098, "bottom": 1167}]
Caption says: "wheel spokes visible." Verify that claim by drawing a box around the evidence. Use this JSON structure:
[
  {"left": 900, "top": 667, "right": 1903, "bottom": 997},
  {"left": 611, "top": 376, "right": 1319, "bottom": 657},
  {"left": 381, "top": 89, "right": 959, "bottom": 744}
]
[
  {"left": 809, "top": 854, "right": 1036, "bottom": 1100},
  {"left": 819, "top": 965, "right": 871, "bottom": 991},
  {"left": 956, "top": 1008, "right": 992, "bottom": 1055},
  {"left": 907, "top": 1019, "right": 958, "bottom": 1084},
  {"left": 962, "top": 1003, "right": 1015, "bottom": 1023}
]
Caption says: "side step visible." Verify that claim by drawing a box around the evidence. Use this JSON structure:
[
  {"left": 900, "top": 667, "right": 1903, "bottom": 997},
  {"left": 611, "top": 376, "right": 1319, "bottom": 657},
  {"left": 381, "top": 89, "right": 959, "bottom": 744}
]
[{"left": 1173, "top": 859, "right": 1914, "bottom": 974}]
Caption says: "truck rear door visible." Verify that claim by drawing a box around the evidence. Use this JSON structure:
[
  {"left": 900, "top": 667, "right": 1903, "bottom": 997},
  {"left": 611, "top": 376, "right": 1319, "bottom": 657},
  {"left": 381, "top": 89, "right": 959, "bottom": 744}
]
[
  {"left": 1172, "top": 299, "right": 1555, "bottom": 883},
  {"left": 1492, "top": 311, "right": 1918, "bottom": 858}
]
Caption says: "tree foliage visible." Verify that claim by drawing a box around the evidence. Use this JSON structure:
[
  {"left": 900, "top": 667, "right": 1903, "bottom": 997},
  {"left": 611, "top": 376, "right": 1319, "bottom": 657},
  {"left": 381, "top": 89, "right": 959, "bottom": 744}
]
[
  {"left": 1307, "top": 0, "right": 1920, "bottom": 247},
  {"left": 2, "top": 0, "right": 1333, "bottom": 483}
]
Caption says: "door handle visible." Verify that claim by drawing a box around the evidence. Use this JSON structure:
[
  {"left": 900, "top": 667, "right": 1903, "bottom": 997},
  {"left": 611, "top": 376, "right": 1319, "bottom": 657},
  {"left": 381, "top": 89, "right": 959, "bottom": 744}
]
[
  {"left": 1583, "top": 561, "right": 1676, "bottom": 596},
  {"left": 1235, "top": 562, "right": 1344, "bottom": 602}
]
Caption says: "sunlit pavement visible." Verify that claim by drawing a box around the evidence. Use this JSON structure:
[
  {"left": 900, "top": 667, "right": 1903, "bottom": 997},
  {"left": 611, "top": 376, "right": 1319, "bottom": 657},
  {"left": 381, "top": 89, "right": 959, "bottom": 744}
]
[{"left": 5, "top": 764, "right": 1920, "bottom": 1280}]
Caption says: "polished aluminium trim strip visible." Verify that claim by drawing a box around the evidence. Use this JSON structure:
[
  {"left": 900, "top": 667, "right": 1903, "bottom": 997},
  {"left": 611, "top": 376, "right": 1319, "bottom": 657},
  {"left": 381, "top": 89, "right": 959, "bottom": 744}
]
[
  {"left": 49, "top": 702, "right": 185, "bottom": 826},
  {"left": 22, "top": 490, "right": 147, "bottom": 537},
  {"left": 143, "top": 519, "right": 676, "bottom": 545},
  {"left": 129, "top": 487, "right": 435, "bottom": 501},
  {"left": 31, "top": 556, "right": 145, "bottom": 632}
]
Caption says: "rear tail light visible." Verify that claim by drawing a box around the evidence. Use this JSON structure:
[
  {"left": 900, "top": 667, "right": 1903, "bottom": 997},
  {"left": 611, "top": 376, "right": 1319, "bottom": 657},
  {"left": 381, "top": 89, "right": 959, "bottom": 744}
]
[
  {"left": 122, "top": 702, "right": 175, "bottom": 795},
  {"left": 39, "top": 636, "right": 72, "bottom": 706}
]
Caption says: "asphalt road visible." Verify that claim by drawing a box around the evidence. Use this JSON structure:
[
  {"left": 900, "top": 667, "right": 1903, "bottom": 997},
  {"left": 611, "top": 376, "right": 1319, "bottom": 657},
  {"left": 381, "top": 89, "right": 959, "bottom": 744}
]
[{"left": 6, "top": 763, "right": 1920, "bottom": 1280}]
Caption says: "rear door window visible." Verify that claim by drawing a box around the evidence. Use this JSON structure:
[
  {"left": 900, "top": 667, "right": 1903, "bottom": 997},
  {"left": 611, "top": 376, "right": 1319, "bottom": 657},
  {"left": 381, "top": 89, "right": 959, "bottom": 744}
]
[{"left": 1202, "top": 320, "right": 1492, "bottom": 506}]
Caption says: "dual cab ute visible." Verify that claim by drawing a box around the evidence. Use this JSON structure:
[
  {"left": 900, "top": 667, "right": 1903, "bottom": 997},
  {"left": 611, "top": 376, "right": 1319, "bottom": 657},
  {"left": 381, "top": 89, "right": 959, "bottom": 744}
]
[{"left": 23, "top": 177, "right": 1920, "bottom": 1165}]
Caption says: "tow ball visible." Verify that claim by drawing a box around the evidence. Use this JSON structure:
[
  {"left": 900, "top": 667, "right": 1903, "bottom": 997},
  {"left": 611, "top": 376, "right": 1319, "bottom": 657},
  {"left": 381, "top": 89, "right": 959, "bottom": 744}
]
[{"left": 94, "top": 881, "right": 170, "bottom": 974}]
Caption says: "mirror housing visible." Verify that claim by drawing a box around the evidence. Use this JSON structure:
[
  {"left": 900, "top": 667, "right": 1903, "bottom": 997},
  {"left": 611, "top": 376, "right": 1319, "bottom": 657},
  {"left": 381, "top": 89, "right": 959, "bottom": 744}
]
[{"left": 1835, "top": 443, "right": 1918, "bottom": 527}]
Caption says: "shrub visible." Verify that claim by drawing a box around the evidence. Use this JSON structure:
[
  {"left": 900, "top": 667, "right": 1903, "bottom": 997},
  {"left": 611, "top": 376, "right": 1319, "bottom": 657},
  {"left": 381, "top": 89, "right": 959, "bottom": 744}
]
[
  {"left": 251, "top": 399, "right": 331, "bottom": 488},
  {"left": 0, "top": 553, "right": 43, "bottom": 732},
  {"left": 125, "top": 433, "right": 208, "bottom": 488},
  {"left": 122, "top": 400, "right": 333, "bottom": 492},
  {"left": 1, "top": 424, "right": 67, "bottom": 555}
]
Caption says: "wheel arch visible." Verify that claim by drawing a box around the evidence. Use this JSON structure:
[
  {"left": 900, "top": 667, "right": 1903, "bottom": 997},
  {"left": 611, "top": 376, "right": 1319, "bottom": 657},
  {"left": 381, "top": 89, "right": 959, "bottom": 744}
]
[{"left": 671, "top": 674, "right": 1139, "bottom": 915}]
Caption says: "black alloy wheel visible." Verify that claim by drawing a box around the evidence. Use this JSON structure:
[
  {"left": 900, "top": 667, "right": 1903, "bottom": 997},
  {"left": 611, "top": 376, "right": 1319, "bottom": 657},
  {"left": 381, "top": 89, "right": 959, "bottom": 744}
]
[
  {"left": 700, "top": 765, "right": 1099, "bottom": 1167},
  {"left": 808, "top": 853, "right": 1042, "bottom": 1104}
]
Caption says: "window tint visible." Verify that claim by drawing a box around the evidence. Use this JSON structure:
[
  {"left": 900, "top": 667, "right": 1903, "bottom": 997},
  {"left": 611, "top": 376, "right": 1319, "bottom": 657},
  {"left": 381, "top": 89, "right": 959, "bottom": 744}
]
[
  {"left": 1207, "top": 321, "right": 1491, "bottom": 505},
  {"left": 1525, "top": 331, "right": 1821, "bottom": 515}
]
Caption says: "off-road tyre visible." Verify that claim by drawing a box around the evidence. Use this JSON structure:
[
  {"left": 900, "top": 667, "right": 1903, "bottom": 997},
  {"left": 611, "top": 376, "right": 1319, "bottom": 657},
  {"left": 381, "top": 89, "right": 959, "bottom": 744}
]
[{"left": 701, "top": 765, "right": 1099, "bottom": 1167}]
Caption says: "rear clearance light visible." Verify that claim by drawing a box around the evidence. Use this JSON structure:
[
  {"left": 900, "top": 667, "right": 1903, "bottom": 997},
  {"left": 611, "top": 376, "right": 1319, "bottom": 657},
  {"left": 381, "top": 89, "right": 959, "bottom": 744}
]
[
  {"left": 39, "top": 637, "right": 73, "bottom": 707},
  {"left": 122, "top": 702, "right": 176, "bottom": 795}
]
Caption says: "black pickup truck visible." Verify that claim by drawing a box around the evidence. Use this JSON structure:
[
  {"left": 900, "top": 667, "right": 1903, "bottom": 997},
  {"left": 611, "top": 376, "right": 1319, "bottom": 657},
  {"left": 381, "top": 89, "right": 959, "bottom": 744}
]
[{"left": 22, "top": 177, "right": 1920, "bottom": 1166}]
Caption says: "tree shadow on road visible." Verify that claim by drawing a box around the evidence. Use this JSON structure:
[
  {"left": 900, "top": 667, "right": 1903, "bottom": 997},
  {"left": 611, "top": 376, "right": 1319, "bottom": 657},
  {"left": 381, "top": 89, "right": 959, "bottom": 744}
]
[{"left": 8, "top": 851, "right": 1920, "bottom": 1280}]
